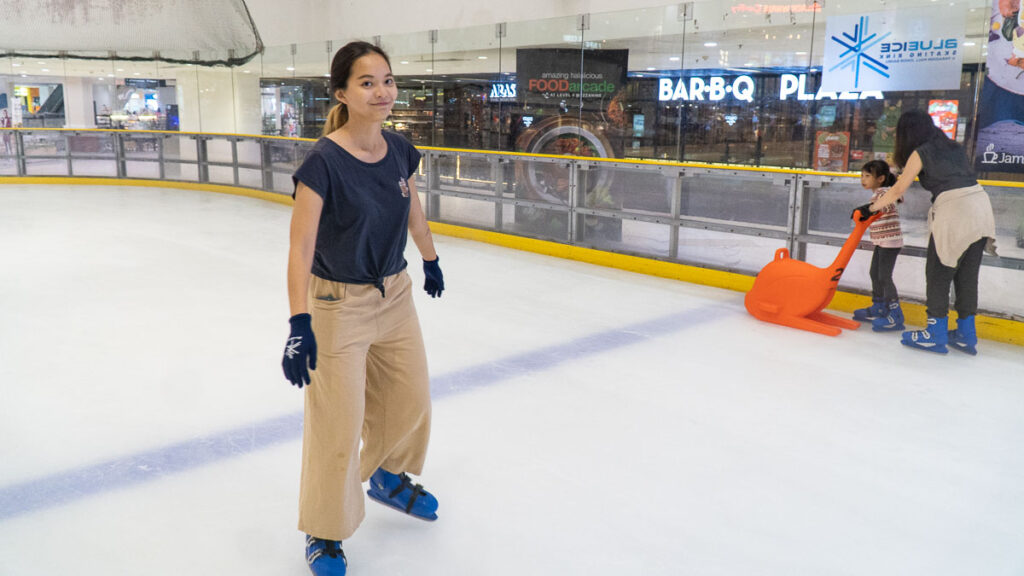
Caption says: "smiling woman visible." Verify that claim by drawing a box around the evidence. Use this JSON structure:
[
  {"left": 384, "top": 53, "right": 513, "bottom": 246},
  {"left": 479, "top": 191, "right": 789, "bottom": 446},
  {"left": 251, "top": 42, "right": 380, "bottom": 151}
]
[{"left": 285, "top": 40, "right": 446, "bottom": 576}]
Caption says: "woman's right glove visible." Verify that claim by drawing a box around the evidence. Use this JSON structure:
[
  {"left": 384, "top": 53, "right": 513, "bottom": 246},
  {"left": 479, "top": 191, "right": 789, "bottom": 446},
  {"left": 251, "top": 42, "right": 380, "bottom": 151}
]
[{"left": 282, "top": 313, "right": 317, "bottom": 388}]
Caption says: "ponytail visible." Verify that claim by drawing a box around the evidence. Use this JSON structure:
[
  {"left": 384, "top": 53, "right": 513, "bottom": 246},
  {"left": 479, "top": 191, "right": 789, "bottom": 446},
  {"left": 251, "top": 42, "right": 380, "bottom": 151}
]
[{"left": 322, "top": 103, "right": 348, "bottom": 136}]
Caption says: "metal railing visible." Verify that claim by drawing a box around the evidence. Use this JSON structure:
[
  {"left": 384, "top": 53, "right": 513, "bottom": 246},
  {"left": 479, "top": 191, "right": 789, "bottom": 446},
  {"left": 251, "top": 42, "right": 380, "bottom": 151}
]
[{"left": 3, "top": 128, "right": 1022, "bottom": 318}]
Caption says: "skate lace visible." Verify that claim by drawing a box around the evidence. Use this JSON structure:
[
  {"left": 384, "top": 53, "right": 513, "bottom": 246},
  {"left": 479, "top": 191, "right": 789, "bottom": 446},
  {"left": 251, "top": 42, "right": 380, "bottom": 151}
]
[
  {"left": 393, "top": 473, "right": 426, "bottom": 513},
  {"left": 307, "top": 537, "right": 345, "bottom": 565}
]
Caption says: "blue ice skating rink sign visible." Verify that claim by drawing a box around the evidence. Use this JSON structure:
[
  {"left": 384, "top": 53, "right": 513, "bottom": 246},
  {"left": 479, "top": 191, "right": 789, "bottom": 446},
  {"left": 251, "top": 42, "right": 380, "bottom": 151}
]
[{"left": 820, "top": 8, "right": 965, "bottom": 92}]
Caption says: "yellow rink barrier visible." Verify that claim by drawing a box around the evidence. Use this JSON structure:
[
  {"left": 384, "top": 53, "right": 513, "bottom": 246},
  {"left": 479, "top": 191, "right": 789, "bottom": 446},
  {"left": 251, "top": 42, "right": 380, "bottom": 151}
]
[{"left": 4, "top": 175, "right": 1022, "bottom": 348}]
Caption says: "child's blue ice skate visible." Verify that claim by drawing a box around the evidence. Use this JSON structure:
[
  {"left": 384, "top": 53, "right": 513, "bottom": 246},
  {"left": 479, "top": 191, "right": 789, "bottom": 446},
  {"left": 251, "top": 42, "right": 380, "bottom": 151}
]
[
  {"left": 853, "top": 299, "right": 886, "bottom": 321},
  {"left": 367, "top": 468, "right": 438, "bottom": 521},
  {"left": 305, "top": 535, "right": 346, "bottom": 576},
  {"left": 871, "top": 302, "right": 904, "bottom": 332},
  {"left": 901, "top": 317, "right": 948, "bottom": 354},
  {"left": 948, "top": 315, "right": 978, "bottom": 356}
]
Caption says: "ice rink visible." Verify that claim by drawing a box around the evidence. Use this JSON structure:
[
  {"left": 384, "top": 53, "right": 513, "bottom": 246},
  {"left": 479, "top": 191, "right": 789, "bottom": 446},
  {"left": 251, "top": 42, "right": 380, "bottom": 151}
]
[{"left": 2, "top": 183, "right": 1023, "bottom": 576}]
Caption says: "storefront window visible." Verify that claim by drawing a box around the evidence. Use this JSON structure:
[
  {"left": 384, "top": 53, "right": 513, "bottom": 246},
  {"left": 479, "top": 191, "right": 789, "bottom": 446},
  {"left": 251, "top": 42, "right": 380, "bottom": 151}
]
[
  {"left": 260, "top": 78, "right": 331, "bottom": 138},
  {"left": 100, "top": 79, "right": 177, "bottom": 131}
]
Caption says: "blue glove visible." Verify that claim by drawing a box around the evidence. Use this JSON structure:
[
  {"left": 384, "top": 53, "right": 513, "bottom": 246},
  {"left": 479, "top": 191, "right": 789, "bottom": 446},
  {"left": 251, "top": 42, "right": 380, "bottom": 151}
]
[
  {"left": 282, "top": 313, "right": 317, "bottom": 388},
  {"left": 423, "top": 257, "right": 444, "bottom": 298}
]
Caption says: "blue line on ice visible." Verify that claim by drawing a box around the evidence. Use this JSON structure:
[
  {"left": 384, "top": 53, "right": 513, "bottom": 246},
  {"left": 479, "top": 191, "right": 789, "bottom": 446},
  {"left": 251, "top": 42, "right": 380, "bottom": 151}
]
[{"left": 0, "top": 306, "right": 720, "bottom": 521}]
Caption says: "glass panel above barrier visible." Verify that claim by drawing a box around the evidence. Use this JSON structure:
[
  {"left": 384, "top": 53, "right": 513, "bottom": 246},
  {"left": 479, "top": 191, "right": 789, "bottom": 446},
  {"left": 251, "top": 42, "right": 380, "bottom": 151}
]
[
  {"left": 257, "top": 44, "right": 306, "bottom": 138},
  {"left": 430, "top": 22, "right": 502, "bottom": 151},
  {"left": 233, "top": 63, "right": 263, "bottom": 137},
  {"left": 504, "top": 15, "right": 586, "bottom": 158},
  {"left": 380, "top": 29, "right": 441, "bottom": 148},
  {"left": 585, "top": 5, "right": 686, "bottom": 163}
]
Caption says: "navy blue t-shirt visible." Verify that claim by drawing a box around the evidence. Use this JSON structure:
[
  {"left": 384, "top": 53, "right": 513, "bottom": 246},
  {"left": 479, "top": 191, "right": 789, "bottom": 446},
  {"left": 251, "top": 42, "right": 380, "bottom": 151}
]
[{"left": 292, "top": 131, "right": 421, "bottom": 289}]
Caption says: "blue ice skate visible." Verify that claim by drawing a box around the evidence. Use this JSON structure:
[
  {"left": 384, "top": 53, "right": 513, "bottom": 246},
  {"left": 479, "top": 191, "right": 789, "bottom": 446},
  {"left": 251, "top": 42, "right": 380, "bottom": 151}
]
[
  {"left": 948, "top": 315, "right": 978, "bottom": 356},
  {"left": 901, "top": 317, "right": 948, "bottom": 354},
  {"left": 305, "top": 535, "right": 346, "bottom": 576},
  {"left": 367, "top": 468, "right": 439, "bottom": 521},
  {"left": 871, "top": 302, "right": 904, "bottom": 332},
  {"left": 853, "top": 299, "right": 886, "bottom": 321}
]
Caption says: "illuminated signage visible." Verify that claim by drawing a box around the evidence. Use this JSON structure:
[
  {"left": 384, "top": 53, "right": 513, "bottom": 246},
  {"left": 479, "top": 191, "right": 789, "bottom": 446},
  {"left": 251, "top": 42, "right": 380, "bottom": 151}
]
[
  {"left": 730, "top": 3, "right": 821, "bottom": 14},
  {"left": 489, "top": 82, "right": 517, "bottom": 100},
  {"left": 778, "top": 73, "right": 884, "bottom": 101},
  {"left": 658, "top": 76, "right": 756, "bottom": 102},
  {"left": 657, "top": 73, "right": 884, "bottom": 103}
]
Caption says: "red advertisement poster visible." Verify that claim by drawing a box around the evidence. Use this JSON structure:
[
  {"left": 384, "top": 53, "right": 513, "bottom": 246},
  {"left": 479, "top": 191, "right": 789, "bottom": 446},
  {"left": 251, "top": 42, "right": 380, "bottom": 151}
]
[
  {"left": 928, "top": 100, "right": 959, "bottom": 140},
  {"left": 813, "top": 131, "right": 851, "bottom": 172}
]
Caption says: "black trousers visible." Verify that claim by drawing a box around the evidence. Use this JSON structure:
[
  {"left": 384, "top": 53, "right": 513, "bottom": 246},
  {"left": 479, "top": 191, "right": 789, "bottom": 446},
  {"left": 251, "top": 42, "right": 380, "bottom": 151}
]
[
  {"left": 925, "top": 236, "right": 987, "bottom": 319},
  {"left": 869, "top": 246, "right": 901, "bottom": 303}
]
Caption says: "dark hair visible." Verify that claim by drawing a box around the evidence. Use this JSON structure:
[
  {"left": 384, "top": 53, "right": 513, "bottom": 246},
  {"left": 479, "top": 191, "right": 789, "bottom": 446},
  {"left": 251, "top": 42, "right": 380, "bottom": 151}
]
[
  {"left": 893, "top": 109, "right": 946, "bottom": 168},
  {"left": 861, "top": 159, "right": 896, "bottom": 187},
  {"left": 322, "top": 41, "right": 392, "bottom": 135}
]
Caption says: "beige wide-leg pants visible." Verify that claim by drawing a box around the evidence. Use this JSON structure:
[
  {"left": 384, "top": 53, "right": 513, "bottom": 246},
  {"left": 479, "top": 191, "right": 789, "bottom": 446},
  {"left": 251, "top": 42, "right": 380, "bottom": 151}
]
[{"left": 298, "top": 270, "right": 431, "bottom": 541}]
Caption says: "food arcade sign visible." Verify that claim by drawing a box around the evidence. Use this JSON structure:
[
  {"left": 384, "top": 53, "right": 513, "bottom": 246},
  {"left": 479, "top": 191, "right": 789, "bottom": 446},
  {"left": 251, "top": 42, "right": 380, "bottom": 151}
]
[{"left": 658, "top": 73, "right": 884, "bottom": 102}]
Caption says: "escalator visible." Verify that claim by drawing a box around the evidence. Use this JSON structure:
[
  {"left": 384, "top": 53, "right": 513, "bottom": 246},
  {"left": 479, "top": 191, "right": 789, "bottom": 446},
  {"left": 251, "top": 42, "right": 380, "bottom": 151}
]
[{"left": 22, "top": 85, "right": 65, "bottom": 128}]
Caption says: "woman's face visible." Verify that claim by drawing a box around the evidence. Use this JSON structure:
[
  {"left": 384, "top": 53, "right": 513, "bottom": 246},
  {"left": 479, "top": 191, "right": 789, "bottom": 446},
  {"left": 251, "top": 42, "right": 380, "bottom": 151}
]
[{"left": 335, "top": 53, "right": 397, "bottom": 122}]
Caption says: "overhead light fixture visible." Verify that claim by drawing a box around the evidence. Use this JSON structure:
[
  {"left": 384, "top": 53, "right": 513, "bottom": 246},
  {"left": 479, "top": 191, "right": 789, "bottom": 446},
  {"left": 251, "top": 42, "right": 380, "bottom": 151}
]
[
  {"left": 243, "top": 70, "right": 251, "bottom": 74},
  {"left": 12, "top": 62, "right": 21, "bottom": 67},
  {"left": 704, "top": 42, "right": 718, "bottom": 47},
  {"left": 646, "top": 67, "right": 656, "bottom": 71},
  {"left": 964, "top": 41, "right": 976, "bottom": 46},
  {"left": 425, "top": 68, "right": 433, "bottom": 72},
  {"left": 400, "top": 60, "right": 409, "bottom": 64},
  {"left": 286, "top": 66, "right": 295, "bottom": 71},
  {"left": 116, "top": 68, "right": 124, "bottom": 72},
  {"left": 477, "top": 56, "right": 488, "bottom": 60},
  {"left": 669, "top": 56, "right": 680, "bottom": 62}
]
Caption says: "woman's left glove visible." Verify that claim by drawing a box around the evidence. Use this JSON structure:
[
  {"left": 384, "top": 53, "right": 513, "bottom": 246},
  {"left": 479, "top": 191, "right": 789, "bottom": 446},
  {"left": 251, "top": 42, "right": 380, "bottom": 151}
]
[
  {"left": 282, "top": 313, "right": 317, "bottom": 388},
  {"left": 423, "top": 257, "right": 444, "bottom": 298}
]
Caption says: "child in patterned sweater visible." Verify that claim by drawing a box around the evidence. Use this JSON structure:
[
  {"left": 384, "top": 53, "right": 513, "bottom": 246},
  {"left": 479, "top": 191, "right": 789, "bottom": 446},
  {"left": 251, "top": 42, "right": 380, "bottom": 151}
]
[{"left": 852, "top": 160, "right": 905, "bottom": 331}]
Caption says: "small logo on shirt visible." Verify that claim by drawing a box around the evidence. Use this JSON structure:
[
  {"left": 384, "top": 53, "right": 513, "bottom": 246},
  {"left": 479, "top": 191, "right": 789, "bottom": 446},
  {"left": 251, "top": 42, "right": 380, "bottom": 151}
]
[{"left": 398, "top": 177, "right": 410, "bottom": 197}]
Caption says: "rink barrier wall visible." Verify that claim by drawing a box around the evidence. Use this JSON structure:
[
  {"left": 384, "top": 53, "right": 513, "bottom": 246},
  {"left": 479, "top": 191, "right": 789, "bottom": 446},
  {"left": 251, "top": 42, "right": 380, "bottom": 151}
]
[
  {"left": 428, "top": 221, "right": 1024, "bottom": 348},
  {"left": 3, "top": 128, "right": 1023, "bottom": 346},
  {"left": 4, "top": 174, "right": 1021, "bottom": 348}
]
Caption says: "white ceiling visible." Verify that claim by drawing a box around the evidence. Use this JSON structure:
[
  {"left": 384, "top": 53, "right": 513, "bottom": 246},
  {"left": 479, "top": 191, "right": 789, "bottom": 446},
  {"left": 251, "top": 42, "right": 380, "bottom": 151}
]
[{"left": 2, "top": 0, "right": 992, "bottom": 83}]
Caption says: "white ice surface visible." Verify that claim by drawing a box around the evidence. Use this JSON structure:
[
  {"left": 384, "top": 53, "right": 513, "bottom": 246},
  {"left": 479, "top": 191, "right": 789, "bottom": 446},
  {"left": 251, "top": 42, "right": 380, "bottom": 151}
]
[{"left": 1, "top": 184, "right": 1023, "bottom": 576}]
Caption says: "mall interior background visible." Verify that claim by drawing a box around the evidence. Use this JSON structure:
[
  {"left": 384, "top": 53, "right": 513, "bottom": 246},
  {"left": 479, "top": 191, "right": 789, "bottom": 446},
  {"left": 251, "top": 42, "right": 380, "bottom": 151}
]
[{"left": 1, "top": 0, "right": 1017, "bottom": 180}]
